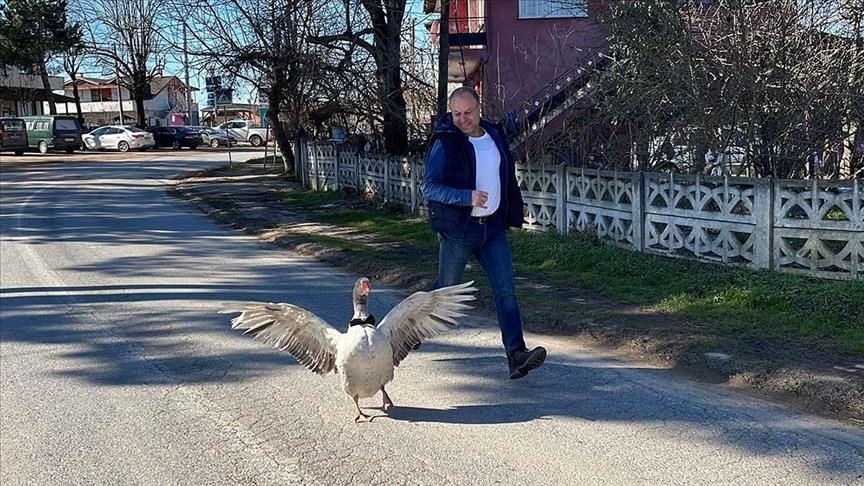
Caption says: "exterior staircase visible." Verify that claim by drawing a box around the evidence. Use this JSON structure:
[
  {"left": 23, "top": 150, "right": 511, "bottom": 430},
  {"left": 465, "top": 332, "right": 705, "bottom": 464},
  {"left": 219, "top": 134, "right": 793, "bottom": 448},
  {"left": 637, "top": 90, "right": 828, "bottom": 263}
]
[{"left": 507, "top": 52, "right": 608, "bottom": 157}]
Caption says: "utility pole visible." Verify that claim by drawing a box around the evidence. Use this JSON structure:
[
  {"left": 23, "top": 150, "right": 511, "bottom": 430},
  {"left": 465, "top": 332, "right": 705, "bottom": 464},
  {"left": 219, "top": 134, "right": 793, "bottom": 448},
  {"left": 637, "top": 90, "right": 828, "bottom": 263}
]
[
  {"left": 436, "top": 0, "right": 451, "bottom": 117},
  {"left": 183, "top": 23, "right": 192, "bottom": 125},
  {"left": 114, "top": 44, "right": 125, "bottom": 124}
]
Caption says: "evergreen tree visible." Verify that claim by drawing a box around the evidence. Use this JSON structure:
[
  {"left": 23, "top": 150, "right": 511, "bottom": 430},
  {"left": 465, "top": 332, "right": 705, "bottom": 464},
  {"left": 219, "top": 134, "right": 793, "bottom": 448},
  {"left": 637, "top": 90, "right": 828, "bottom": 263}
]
[{"left": 0, "top": 0, "right": 82, "bottom": 114}]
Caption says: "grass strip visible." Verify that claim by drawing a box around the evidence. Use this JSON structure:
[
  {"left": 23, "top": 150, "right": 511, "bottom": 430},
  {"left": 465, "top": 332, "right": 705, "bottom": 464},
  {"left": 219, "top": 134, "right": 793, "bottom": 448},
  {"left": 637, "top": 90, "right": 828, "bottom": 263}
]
[{"left": 213, "top": 162, "right": 864, "bottom": 357}]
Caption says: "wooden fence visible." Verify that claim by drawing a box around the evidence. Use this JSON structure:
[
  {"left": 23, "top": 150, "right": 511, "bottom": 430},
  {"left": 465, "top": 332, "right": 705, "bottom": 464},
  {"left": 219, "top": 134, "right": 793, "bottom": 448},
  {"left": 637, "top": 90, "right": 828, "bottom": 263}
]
[{"left": 300, "top": 142, "right": 863, "bottom": 280}]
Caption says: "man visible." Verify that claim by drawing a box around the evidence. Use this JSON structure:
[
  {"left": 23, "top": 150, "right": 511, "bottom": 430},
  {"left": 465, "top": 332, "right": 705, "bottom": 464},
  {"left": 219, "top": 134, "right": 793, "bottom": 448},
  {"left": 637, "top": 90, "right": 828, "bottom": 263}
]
[{"left": 422, "top": 86, "right": 546, "bottom": 379}]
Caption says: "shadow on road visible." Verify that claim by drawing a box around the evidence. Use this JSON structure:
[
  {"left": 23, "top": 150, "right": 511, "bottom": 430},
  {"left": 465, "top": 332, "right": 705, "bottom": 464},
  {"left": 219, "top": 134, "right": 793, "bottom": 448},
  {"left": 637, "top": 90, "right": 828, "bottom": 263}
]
[{"left": 2, "top": 161, "right": 862, "bottom": 481}]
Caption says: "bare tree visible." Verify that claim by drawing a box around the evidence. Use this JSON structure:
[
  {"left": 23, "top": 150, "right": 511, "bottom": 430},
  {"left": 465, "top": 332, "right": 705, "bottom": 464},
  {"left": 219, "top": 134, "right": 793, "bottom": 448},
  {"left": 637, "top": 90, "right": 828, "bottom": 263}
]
[
  {"left": 587, "top": 0, "right": 863, "bottom": 178},
  {"left": 56, "top": 44, "right": 89, "bottom": 126},
  {"left": 0, "top": 0, "right": 82, "bottom": 115},
  {"left": 311, "top": 0, "right": 410, "bottom": 155},
  {"left": 78, "top": 0, "right": 168, "bottom": 128},
  {"left": 401, "top": 14, "right": 436, "bottom": 146},
  {"left": 171, "top": 0, "right": 337, "bottom": 173},
  {"left": 832, "top": 0, "right": 864, "bottom": 178}
]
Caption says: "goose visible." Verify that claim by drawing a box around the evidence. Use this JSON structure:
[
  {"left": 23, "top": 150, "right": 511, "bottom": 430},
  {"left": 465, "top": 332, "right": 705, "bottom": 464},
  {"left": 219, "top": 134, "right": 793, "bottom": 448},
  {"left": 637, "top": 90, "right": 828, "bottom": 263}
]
[{"left": 220, "top": 278, "right": 476, "bottom": 422}]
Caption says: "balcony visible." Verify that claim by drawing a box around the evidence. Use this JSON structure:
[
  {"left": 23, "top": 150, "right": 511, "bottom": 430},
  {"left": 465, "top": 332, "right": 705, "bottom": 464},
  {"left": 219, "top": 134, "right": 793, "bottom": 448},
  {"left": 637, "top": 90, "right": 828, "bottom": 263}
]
[
  {"left": 449, "top": 17, "right": 486, "bottom": 47},
  {"left": 50, "top": 97, "right": 171, "bottom": 115},
  {"left": 426, "top": 0, "right": 486, "bottom": 46},
  {"left": 428, "top": 16, "right": 486, "bottom": 47}
]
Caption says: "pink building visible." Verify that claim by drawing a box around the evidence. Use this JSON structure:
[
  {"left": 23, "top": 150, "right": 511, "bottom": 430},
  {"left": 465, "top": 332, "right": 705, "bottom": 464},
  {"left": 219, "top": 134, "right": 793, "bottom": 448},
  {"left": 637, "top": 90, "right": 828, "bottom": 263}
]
[{"left": 426, "top": 0, "right": 608, "bottom": 146}]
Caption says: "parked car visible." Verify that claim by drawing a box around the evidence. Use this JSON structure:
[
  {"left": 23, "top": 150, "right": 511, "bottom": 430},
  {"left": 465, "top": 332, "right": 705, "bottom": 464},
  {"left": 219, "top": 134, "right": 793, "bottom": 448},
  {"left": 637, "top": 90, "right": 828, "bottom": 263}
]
[
  {"left": 148, "top": 126, "right": 203, "bottom": 149},
  {"left": 0, "top": 117, "right": 28, "bottom": 155},
  {"left": 21, "top": 115, "right": 82, "bottom": 153},
  {"left": 217, "top": 119, "right": 271, "bottom": 147},
  {"left": 82, "top": 125, "right": 155, "bottom": 152},
  {"left": 190, "top": 126, "right": 237, "bottom": 148}
]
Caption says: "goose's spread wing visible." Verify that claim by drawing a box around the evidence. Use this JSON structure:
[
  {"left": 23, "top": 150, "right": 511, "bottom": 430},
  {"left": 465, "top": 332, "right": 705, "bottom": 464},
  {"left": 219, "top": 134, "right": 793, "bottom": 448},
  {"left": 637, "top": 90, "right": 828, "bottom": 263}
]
[
  {"left": 377, "top": 281, "right": 476, "bottom": 366},
  {"left": 220, "top": 302, "right": 342, "bottom": 374}
]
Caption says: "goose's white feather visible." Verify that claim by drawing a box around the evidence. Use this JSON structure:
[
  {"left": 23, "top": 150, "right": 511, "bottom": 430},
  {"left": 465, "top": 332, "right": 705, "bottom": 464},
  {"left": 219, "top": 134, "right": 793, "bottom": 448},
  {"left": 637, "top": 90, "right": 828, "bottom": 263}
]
[
  {"left": 220, "top": 280, "right": 477, "bottom": 402},
  {"left": 336, "top": 326, "right": 394, "bottom": 398},
  {"left": 219, "top": 302, "right": 341, "bottom": 375},
  {"left": 377, "top": 280, "right": 477, "bottom": 366}
]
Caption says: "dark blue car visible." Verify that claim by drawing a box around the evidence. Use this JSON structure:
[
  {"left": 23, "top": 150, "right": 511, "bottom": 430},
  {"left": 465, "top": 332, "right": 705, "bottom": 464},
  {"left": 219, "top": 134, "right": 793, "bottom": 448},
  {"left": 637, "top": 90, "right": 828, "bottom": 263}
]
[{"left": 148, "top": 126, "right": 203, "bottom": 149}]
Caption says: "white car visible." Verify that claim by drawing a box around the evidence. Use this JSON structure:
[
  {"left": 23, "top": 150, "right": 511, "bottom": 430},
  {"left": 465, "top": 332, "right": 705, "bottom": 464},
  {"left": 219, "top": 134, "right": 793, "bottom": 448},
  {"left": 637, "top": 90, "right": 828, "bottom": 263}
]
[{"left": 83, "top": 125, "right": 155, "bottom": 152}]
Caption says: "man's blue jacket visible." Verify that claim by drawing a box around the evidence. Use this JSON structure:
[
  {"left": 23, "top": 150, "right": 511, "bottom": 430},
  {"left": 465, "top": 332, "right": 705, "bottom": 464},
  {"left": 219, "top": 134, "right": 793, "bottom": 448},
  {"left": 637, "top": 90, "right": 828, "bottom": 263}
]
[{"left": 422, "top": 113, "right": 525, "bottom": 233}]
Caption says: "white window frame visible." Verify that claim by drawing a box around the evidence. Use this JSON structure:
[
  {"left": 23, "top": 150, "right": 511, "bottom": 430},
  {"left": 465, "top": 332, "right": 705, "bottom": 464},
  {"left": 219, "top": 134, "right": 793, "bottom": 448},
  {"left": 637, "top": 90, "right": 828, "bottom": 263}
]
[{"left": 518, "top": 0, "right": 588, "bottom": 19}]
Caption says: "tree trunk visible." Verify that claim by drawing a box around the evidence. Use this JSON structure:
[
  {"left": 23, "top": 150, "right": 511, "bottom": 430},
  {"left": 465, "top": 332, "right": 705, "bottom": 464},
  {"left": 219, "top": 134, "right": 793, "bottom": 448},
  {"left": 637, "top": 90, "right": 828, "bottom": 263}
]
[
  {"left": 840, "top": 119, "right": 859, "bottom": 179},
  {"left": 128, "top": 69, "right": 149, "bottom": 128},
  {"left": 266, "top": 81, "right": 294, "bottom": 174},
  {"left": 133, "top": 95, "right": 146, "bottom": 128},
  {"left": 366, "top": 0, "right": 408, "bottom": 155},
  {"left": 38, "top": 61, "right": 57, "bottom": 115},
  {"left": 381, "top": 74, "right": 408, "bottom": 155},
  {"left": 70, "top": 79, "right": 83, "bottom": 127}
]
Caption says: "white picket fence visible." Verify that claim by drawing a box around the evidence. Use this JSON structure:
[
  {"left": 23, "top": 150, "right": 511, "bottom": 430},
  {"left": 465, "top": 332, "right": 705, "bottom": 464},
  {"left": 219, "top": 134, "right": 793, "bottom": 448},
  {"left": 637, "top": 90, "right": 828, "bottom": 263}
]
[{"left": 299, "top": 142, "right": 863, "bottom": 280}]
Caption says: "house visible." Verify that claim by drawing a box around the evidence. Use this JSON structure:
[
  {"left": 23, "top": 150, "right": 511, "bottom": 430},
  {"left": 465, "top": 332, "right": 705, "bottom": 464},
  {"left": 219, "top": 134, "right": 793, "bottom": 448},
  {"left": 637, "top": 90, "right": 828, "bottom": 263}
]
[
  {"left": 0, "top": 65, "right": 74, "bottom": 116},
  {"left": 424, "top": 0, "right": 608, "bottom": 149},
  {"left": 46, "top": 75, "right": 199, "bottom": 128}
]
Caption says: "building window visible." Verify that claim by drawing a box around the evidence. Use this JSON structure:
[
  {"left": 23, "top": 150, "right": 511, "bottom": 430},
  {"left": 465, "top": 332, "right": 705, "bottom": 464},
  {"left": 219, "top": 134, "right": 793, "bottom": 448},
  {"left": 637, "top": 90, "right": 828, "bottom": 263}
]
[
  {"left": 519, "top": 0, "right": 587, "bottom": 19},
  {"left": 89, "top": 88, "right": 113, "bottom": 102}
]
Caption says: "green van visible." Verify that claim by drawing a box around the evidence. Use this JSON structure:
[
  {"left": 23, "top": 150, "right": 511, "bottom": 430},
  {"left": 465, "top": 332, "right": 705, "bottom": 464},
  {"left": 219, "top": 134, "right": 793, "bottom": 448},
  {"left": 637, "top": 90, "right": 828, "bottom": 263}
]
[
  {"left": 22, "top": 115, "right": 82, "bottom": 153},
  {"left": 0, "top": 117, "right": 28, "bottom": 155}
]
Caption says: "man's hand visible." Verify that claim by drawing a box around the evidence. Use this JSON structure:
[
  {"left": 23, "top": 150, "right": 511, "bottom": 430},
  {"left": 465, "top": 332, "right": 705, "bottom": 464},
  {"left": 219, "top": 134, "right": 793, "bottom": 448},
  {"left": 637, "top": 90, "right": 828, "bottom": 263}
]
[{"left": 472, "top": 190, "right": 489, "bottom": 208}]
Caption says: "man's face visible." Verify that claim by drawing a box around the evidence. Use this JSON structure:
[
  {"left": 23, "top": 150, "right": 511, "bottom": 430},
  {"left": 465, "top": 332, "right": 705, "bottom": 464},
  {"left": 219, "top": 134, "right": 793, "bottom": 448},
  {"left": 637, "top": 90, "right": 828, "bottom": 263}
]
[{"left": 449, "top": 93, "right": 482, "bottom": 137}]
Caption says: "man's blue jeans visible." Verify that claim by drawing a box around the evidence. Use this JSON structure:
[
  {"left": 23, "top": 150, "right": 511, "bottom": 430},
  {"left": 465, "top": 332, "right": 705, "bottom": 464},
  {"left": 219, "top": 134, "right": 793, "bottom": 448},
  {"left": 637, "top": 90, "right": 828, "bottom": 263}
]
[{"left": 433, "top": 218, "right": 526, "bottom": 353}]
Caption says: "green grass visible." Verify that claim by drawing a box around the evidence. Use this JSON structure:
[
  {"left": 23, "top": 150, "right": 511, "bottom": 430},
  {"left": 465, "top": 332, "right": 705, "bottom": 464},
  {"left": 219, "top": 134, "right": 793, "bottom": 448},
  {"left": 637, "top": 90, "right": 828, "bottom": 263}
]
[
  {"left": 217, "top": 166, "right": 863, "bottom": 357},
  {"left": 509, "top": 230, "right": 864, "bottom": 354},
  {"left": 274, "top": 190, "right": 437, "bottom": 249}
]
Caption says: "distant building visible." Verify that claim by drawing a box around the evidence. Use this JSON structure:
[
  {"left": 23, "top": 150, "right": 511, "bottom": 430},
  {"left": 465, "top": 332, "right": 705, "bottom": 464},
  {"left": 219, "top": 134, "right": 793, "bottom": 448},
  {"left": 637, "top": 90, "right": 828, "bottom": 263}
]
[
  {"left": 45, "top": 75, "right": 198, "bottom": 128},
  {"left": 0, "top": 65, "right": 73, "bottom": 116}
]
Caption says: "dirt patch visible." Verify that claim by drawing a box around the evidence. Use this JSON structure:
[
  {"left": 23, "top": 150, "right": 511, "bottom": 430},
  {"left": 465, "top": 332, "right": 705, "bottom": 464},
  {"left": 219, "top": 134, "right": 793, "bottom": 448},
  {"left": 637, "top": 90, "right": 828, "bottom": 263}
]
[{"left": 169, "top": 163, "right": 863, "bottom": 427}]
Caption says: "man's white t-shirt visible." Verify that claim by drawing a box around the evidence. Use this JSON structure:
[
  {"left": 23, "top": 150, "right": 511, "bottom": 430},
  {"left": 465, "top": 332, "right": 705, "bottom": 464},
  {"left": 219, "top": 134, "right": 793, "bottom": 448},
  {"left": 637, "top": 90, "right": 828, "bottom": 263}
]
[{"left": 469, "top": 131, "right": 501, "bottom": 217}]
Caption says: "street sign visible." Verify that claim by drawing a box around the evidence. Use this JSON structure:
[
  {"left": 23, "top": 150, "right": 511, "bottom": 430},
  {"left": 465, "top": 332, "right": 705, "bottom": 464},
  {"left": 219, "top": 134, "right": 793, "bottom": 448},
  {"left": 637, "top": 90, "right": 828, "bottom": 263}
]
[
  {"left": 214, "top": 88, "right": 232, "bottom": 104},
  {"left": 205, "top": 76, "right": 221, "bottom": 92}
]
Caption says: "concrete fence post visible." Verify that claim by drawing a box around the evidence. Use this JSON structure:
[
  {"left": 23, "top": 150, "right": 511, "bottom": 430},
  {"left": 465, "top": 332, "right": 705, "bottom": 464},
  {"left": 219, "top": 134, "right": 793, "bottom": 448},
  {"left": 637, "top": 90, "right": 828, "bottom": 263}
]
[
  {"left": 556, "top": 164, "right": 567, "bottom": 233},
  {"left": 296, "top": 141, "right": 304, "bottom": 187},
  {"left": 355, "top": 154, "right": 362, "bottom": 192},
  {"left": 853, "top": 177, "right": 861, "bottom": 278},
  {"left": 410, "top": 158, "right": 418, "bottom": 213},
  {"left": 333, "top": 144, "right": 340, "bottom": 191},
  {"left": 753, "top": 177, "right": 774, "bottom": 271},
  {"left": 384, "top": 157, "right": 391, "bottom": 202},
  {"left": 312, "top": 143, "right": 320, "bottom": 191},
  {"left": 631, "top": 172, "right": 644, "bottom": 252}
]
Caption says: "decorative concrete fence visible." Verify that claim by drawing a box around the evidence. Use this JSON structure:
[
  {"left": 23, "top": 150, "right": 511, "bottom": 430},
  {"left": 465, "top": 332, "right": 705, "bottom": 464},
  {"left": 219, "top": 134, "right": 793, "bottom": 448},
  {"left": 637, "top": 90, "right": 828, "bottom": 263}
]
[
  {"left": 301, "top": 143, "right": 863, "bottom": 280},
  {"left": 302, "top": 142, "right": 426, "bottom": 213}
]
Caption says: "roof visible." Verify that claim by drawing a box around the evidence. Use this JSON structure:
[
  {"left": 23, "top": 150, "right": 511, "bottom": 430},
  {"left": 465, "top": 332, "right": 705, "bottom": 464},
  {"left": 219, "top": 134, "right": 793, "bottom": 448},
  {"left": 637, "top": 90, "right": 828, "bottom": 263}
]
[
  {"left": 0, "top": 86, "right": 76, "bottom": 103},
  {"left": 199, "top": 103, "right": 258, "bottom": 113},
  {"left": 70, "top": 76, "right": 112, "bottom": 86},
  {"left": 64, "top": 75, "right": 198, "bottom": 95}
]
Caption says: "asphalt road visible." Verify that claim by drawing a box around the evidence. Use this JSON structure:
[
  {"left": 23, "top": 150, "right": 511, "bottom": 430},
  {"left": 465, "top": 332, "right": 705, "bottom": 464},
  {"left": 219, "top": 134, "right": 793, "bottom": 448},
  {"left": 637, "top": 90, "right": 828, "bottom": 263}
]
[{"left": 1, "top": 151, "right": 863, "bottom": 485}]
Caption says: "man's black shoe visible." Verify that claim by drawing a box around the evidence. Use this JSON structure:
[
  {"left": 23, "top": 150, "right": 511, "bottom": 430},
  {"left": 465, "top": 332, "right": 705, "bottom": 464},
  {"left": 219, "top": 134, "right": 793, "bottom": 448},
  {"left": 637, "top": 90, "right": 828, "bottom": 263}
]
[{"left": 507, "top": 346, "right": 546, "bottom": 379}]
